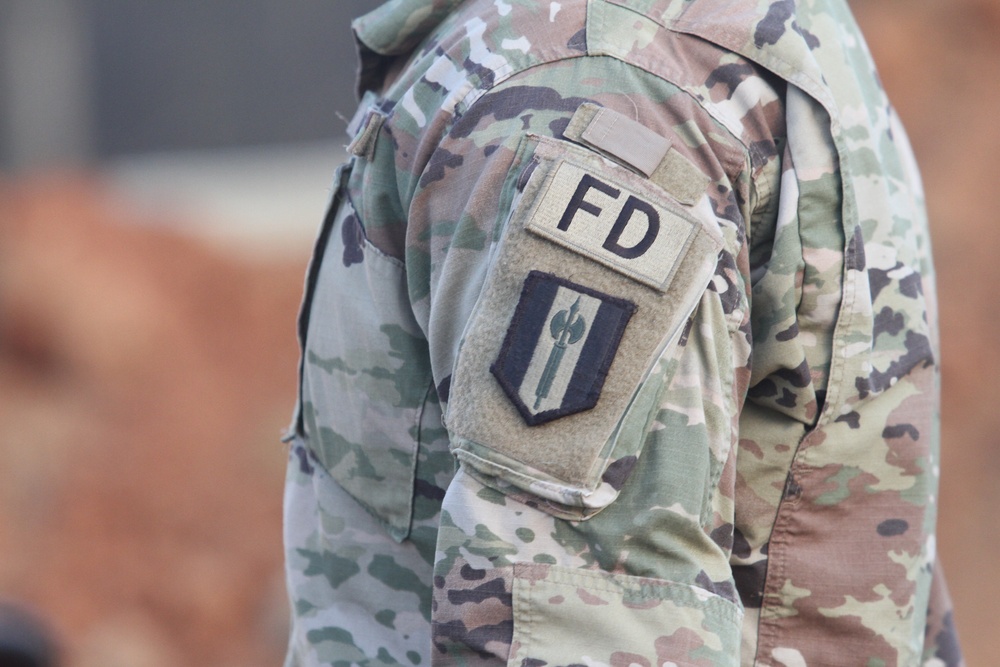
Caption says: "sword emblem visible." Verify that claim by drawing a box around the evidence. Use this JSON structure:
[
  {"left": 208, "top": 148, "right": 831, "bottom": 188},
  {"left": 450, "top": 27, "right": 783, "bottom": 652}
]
[{"left": 534, "top": 297, "right": 587, "bottom": 409}]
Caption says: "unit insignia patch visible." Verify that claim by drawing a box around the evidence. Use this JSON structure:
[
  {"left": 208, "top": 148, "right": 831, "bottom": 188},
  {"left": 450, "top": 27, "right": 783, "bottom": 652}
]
[
  {"left": 491, "top": 271, "right": 636, "bottom": 426},
  {"left": 523, "top": 160, "right": 706, "bottom": 290}
]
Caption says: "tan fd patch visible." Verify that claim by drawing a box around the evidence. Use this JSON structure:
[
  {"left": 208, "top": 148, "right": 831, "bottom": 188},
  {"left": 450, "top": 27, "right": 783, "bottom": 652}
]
[{"left": 525, "top": 160, "right": 704, "bottom": 291}]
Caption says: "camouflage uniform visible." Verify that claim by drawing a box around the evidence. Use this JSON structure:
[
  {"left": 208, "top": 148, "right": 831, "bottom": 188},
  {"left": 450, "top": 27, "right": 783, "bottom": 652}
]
[{"left": 283, "top": 0, "right": 963, "bottom": 665}]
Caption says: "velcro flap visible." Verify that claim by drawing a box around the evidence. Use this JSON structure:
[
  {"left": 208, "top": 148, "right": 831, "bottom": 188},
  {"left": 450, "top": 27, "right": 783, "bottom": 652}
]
[
  {"left": 564, "top": 102, "right": 710, "bottom": 205},
  {"left": 565, "top": 103, "right": 672, "bottom": 177},
  {"left": 445, "top": 137, "right": 723, "bottom": 517}
]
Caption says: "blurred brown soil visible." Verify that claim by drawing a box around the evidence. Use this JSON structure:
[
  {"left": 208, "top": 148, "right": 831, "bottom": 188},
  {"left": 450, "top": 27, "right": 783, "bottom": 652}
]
[
  {"left": 0, "top": 175, "right": 305, "bottom": 666},
  {"left": 0, "top": 3, "right": 998, "bottom": 666}
]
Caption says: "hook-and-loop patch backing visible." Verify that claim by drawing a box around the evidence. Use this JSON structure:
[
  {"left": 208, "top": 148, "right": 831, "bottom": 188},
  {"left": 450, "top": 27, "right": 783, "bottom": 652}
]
[{"left": 446, "top": 135, "right": 724, "bottom": 517}]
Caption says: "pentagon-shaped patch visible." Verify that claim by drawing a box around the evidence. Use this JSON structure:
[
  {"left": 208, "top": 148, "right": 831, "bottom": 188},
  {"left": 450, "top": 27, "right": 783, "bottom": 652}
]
[{"left": 490, "top": 271, "right": 636, "bottom": 426}]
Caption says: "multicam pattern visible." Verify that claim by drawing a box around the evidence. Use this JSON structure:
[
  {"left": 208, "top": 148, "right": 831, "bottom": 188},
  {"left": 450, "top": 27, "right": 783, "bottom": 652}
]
[{"left": 283, "top": 0, "right": 962, "bottom": 665}]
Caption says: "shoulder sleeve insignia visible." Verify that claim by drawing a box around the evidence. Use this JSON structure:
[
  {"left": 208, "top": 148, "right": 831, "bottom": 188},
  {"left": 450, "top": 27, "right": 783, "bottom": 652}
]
[
  {"left": 491, "top": 271, "right": 636, "bottom": 426},
  {"left": 445, "top": 135, "right": 724, "bottom": 517}
]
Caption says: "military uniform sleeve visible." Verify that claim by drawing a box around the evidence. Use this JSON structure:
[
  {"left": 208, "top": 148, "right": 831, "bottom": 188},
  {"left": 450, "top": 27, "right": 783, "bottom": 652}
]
[
  {"left": 283, "top": 1, "right": 781, "bottom": 663},
  {"left": 284, "top": 1, "right": 961, "bottom": 666},
  {"left": 398, "top": 48, "right": 783, "bottom": 666}
]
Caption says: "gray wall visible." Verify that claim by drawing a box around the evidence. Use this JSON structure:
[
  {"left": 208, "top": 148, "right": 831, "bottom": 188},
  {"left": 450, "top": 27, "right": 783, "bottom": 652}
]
[{"left": 0, "top": 0, "right": 379, "bottom": 170}]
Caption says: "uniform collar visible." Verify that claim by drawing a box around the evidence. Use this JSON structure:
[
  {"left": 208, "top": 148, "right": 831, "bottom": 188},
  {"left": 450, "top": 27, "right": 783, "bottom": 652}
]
[{"left": 353, "top": 0, "right": 464, "bottom": 56}]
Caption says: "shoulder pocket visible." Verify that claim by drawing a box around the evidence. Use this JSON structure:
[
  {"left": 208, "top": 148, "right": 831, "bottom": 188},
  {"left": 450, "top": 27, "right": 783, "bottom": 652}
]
[
  {"left": 293, "top": 158, "right": 432, "bottom": 542},
  {"left": 446, "top": 137, "right": 724, "bottom": 519}
]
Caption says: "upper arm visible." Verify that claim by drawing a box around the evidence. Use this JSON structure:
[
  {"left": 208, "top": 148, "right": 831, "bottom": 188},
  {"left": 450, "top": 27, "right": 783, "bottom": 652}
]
[{"left": 408, "top": 54, "right": 777, "bottom": 666}]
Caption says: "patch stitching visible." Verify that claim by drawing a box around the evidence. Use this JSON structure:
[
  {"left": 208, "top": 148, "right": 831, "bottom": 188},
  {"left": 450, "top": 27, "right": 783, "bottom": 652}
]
[{"left": 490, "top": 271, "right": 636, "bottom": 426}]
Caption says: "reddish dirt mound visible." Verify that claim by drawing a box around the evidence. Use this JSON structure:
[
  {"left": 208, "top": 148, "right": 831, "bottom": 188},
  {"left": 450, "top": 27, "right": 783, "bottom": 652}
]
[{"left": 0, "top": 175, "right": 305, "bottom": 666}]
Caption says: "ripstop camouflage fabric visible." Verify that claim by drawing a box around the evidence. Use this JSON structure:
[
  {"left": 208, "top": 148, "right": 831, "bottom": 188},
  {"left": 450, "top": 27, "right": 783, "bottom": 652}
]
[{"left": 282, "top": 0, "right": 963, "bottom": 665}]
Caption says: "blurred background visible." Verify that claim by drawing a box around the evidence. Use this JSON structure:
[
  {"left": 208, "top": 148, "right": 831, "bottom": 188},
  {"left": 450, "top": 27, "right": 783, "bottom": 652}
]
[{"left": 0, "top": 1, "right": 996, "bottom": 665}]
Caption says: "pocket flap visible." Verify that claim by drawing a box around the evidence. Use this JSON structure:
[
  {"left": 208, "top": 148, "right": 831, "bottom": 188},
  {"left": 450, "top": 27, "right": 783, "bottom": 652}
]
[
  {"left": 298, "top": 162, "right": 431, "bottom": 542},
  {"left": 511, "top": 564, "right": 742, "bottom": 667}
]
